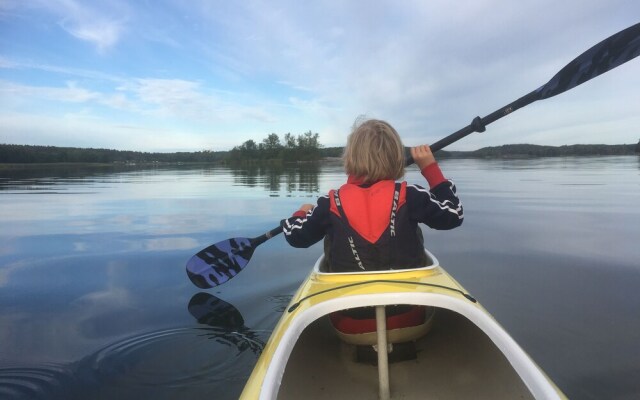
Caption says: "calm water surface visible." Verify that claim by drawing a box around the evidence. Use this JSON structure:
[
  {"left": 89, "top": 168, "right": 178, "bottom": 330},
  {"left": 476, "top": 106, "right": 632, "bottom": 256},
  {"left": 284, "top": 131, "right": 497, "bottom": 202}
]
[{"left": 0, "top": 157, "right": 639, "bottom": 399}]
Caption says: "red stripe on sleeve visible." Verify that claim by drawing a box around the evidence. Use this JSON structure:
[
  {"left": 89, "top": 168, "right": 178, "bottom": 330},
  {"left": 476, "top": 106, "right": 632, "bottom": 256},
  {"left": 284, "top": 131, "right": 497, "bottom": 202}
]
[{"left": 421, "top": 162, "right": 446, "bottom": 188}]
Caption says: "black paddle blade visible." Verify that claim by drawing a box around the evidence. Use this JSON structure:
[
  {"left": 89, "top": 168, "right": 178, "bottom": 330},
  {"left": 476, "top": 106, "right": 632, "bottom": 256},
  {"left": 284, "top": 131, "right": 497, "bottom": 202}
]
[
  {"left": 188, "top": 292, "right": 245, "bottom": 328},
  {"left": 538, "top": 23, "right": 640, "bottom": 99},
  {"left": 186, "top": 237, "right": 255, "bottom": 288}
]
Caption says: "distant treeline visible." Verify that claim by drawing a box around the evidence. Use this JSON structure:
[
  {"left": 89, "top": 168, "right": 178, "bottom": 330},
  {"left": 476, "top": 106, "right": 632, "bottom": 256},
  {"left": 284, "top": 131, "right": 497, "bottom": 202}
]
[
  {"left": 449, "top": 143, "right": 639, "bottom": 158},
  {"left": 0, "top": 144, "right": 227, "bottom": 164},
  {"left": 1, "top": 141, "right": 638, "bottom": 165}
]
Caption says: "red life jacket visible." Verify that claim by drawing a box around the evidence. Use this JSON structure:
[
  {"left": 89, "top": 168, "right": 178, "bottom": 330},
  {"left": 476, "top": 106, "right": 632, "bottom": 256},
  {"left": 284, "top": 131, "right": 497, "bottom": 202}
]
[{"left": 327, "top": 180, "right": 426, "bottom": 272}]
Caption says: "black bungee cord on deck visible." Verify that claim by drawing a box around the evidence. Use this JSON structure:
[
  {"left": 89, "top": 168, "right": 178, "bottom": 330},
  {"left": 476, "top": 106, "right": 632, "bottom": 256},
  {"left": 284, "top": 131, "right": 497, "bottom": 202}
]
[{"left": 287, "top": 279, "right": 477, "bottom": 313}]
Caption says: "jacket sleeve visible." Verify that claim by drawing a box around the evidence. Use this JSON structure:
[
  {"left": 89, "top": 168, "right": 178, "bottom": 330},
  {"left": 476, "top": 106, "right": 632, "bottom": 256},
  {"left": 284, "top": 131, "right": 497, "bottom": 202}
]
[
  {"left": 280, "top": 195, "right": 331, "bottom": 248},
  {"left": 406, "top": 179, "right": 464, "bottom": 230}
]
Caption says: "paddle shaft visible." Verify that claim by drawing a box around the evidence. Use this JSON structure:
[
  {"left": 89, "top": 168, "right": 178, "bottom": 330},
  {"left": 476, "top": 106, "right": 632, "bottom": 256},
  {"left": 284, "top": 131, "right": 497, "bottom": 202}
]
[
  {"left": 252, "top": 226, "right": 284, "bottom": 246},
  {"left": 431, "top": 90, "right": 537, "bottom": 153}
]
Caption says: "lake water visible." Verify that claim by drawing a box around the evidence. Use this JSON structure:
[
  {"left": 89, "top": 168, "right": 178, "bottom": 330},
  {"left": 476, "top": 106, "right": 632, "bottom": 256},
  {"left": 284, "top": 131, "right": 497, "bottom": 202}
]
[{"left": 1, "top": 156, "right": 639, "bottom": 400}]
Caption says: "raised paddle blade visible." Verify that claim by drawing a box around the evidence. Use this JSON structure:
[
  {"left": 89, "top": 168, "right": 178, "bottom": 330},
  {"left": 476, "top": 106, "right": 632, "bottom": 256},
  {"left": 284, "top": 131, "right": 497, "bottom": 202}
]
[
  {"left": 537, "top": 23, "right": 640, "bottom": 99},
  {"left": 186, "top": 237, "right": 256, "bottom": 289}
]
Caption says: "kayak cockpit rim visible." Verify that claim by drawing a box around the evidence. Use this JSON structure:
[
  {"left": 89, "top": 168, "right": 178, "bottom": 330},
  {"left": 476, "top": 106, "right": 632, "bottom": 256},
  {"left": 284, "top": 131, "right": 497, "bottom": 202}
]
[
  {"left": 285, "top": 250, "right": 475, "bottom": 312},
  {"left": 312, "top": 248, "right": 440, "bottom": 276},
  {"left": 257, "top": 261, "right": 564, "bottom": 399}
]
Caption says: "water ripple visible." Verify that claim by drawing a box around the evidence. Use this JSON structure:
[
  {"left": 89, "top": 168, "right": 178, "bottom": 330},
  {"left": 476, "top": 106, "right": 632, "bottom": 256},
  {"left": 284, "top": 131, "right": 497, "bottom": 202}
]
[
  {"left": 0, "top": 363, "right": 78, "bottom": 400},
  {"left": 79, "top": 326, "right": 265, "bottom": 388},
  {"left": 0, "top": 326, "right": 267, "bottom": 399}
]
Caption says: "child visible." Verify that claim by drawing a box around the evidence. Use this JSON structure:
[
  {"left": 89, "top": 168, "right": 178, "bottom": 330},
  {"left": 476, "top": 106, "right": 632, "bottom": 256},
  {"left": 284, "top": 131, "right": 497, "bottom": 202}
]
[{"left": 281, "top": 118, "right": 463, "bottom": 272}]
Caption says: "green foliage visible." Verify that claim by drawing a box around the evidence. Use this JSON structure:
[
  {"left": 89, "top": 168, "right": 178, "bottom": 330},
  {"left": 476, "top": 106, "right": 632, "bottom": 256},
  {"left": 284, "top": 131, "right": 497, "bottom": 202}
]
[
  {"left": 320, "top": 147, "right": 344, "bottom": 158},
  {"left": 227, "top": 131, "right": 323, "bottom": 163},
  {"left": 284, "top": 133, "right": 296, "bottom": 149}
]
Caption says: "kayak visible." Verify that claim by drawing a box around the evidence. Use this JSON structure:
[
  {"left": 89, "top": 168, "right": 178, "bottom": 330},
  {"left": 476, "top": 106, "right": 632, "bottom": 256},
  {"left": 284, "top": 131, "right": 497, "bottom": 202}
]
[{"left": 239, "top": 250, "right": 566, "bottom": 399}]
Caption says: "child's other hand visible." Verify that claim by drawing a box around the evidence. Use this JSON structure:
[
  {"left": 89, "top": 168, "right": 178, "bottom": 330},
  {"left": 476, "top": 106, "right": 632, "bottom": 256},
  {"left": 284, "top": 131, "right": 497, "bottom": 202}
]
[
  {"left": 298, "top": 204, "right": 315, "bottom": 213},
  {"left": 411, "top": 145, "right": 436, "bottom": 170}
]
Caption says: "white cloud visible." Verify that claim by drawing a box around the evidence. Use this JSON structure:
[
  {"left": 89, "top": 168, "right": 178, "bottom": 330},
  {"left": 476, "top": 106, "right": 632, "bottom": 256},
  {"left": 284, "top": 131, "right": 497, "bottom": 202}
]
[
  {"left": 0, "top": 80, "right": 98, "bottom": 102},
  {"left": 36, "top": 0, "right": 129, "bottom": 53},
  {"left": 0, "top": 111, "right": 208, "bottom": 150},
  {"left": 60, "top": 18, "right": 124, "bottom": 53},
  {"left": 0, "top": 56, "right": 17, "bottom": 68},
  {"left": 0, "top": 57, "right": 125, "bottom": 83},
  {"left": 122, "top": 78, "right": 278, "bottom": 123},
  {"left": 0, "top": 77, "right": 282, "bottom": 147}
]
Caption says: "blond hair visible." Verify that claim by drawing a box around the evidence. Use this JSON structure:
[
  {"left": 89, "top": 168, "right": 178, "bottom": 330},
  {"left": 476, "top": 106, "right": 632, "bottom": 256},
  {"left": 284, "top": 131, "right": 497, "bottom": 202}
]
[{"left": 343, "top": 119, "right": 405, "bottom": 183}]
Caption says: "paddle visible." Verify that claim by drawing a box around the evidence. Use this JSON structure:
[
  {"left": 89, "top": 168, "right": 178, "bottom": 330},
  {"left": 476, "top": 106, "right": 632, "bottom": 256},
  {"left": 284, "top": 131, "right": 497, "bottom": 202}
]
[
  {"left": 187, "top": 22, "right": 640, "bottom": 289},
  {"left": 186, "top": 227, "right": 283, "bottom": 288}
]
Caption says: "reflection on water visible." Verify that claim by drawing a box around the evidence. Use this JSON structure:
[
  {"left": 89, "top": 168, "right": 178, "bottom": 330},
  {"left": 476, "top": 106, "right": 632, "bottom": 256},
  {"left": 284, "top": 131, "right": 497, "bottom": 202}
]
[
  {"left": 0, "top": 162, "right": 324, "bottom": 198},
  {"left": 0, "top": 164, "right": 170, "bottom": 194},
  {"left": 0, "top": 156, "right": 638, "bottom": 400},
  {"left": 227, "top": 163, "right": 321, "bottom": 197},
  {"left": 266, "top": 294, "right": 295, "bottom": 313}
]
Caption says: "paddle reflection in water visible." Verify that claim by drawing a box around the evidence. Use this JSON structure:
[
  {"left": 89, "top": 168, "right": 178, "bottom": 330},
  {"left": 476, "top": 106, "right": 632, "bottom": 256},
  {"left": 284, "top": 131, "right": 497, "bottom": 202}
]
[{"left": 187, "top": 292, "right": 265, "bottom": 356}]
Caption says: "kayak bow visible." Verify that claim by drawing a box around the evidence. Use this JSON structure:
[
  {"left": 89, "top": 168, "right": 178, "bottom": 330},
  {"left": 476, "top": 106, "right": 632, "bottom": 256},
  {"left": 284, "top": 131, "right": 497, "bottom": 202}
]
[{"left": 240, "top": 250, "right": 566, "bottom": 399}]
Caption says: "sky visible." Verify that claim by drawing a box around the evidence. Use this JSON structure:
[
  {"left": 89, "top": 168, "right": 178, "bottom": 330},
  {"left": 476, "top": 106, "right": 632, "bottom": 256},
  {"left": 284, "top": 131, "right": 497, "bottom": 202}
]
[{"left": 0, "top": 0, "right": 639, "bottom": 152}]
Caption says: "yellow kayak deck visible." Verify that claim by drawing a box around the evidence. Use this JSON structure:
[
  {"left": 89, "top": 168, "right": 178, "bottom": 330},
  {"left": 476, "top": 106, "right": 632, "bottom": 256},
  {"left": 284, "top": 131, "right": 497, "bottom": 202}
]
[{"left": 240, "top": 251, "right": 566, "bottom": 399}]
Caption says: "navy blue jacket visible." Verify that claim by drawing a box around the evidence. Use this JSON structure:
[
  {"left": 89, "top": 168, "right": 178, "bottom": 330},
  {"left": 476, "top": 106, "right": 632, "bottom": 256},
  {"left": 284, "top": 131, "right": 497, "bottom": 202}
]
[{"left": 281, "top": 163, "right": 463, "bottom": 271}]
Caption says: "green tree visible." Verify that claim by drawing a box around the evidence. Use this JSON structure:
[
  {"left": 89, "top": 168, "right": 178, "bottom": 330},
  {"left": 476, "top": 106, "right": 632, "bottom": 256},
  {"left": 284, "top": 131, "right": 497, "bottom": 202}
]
[
  {"left": 281, "top": 133, "right": 297, "bottom": 160},
  {"left": 284, "top": 133, "right": 296, "bottom": 149},
  {"left": 242, "top": 140, "right": 257, "bottom": 151},
  {"left": 234, "top": 139, "right": 259, "bottom": 160},
  {"left": 296, "top": 131, "right": 322, "bottom": 160},
  {"left": 262, "top": 133, "right": 281, "bottom": 149},
  {"left": 262, "top": 133, "right": 283, "bottom": 159}
]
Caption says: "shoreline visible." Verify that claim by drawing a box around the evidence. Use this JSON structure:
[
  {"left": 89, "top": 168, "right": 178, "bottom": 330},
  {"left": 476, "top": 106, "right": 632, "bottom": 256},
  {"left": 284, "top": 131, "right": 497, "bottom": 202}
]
[{"left": 1, "top": 153, "right": 638, "bottom": 170}]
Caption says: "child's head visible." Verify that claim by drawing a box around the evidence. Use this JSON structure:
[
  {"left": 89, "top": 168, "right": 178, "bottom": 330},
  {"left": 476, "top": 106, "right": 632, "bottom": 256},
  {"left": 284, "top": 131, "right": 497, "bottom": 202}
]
[{"left": 343, "top": 118, "right": 405, "bottom": 183}]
